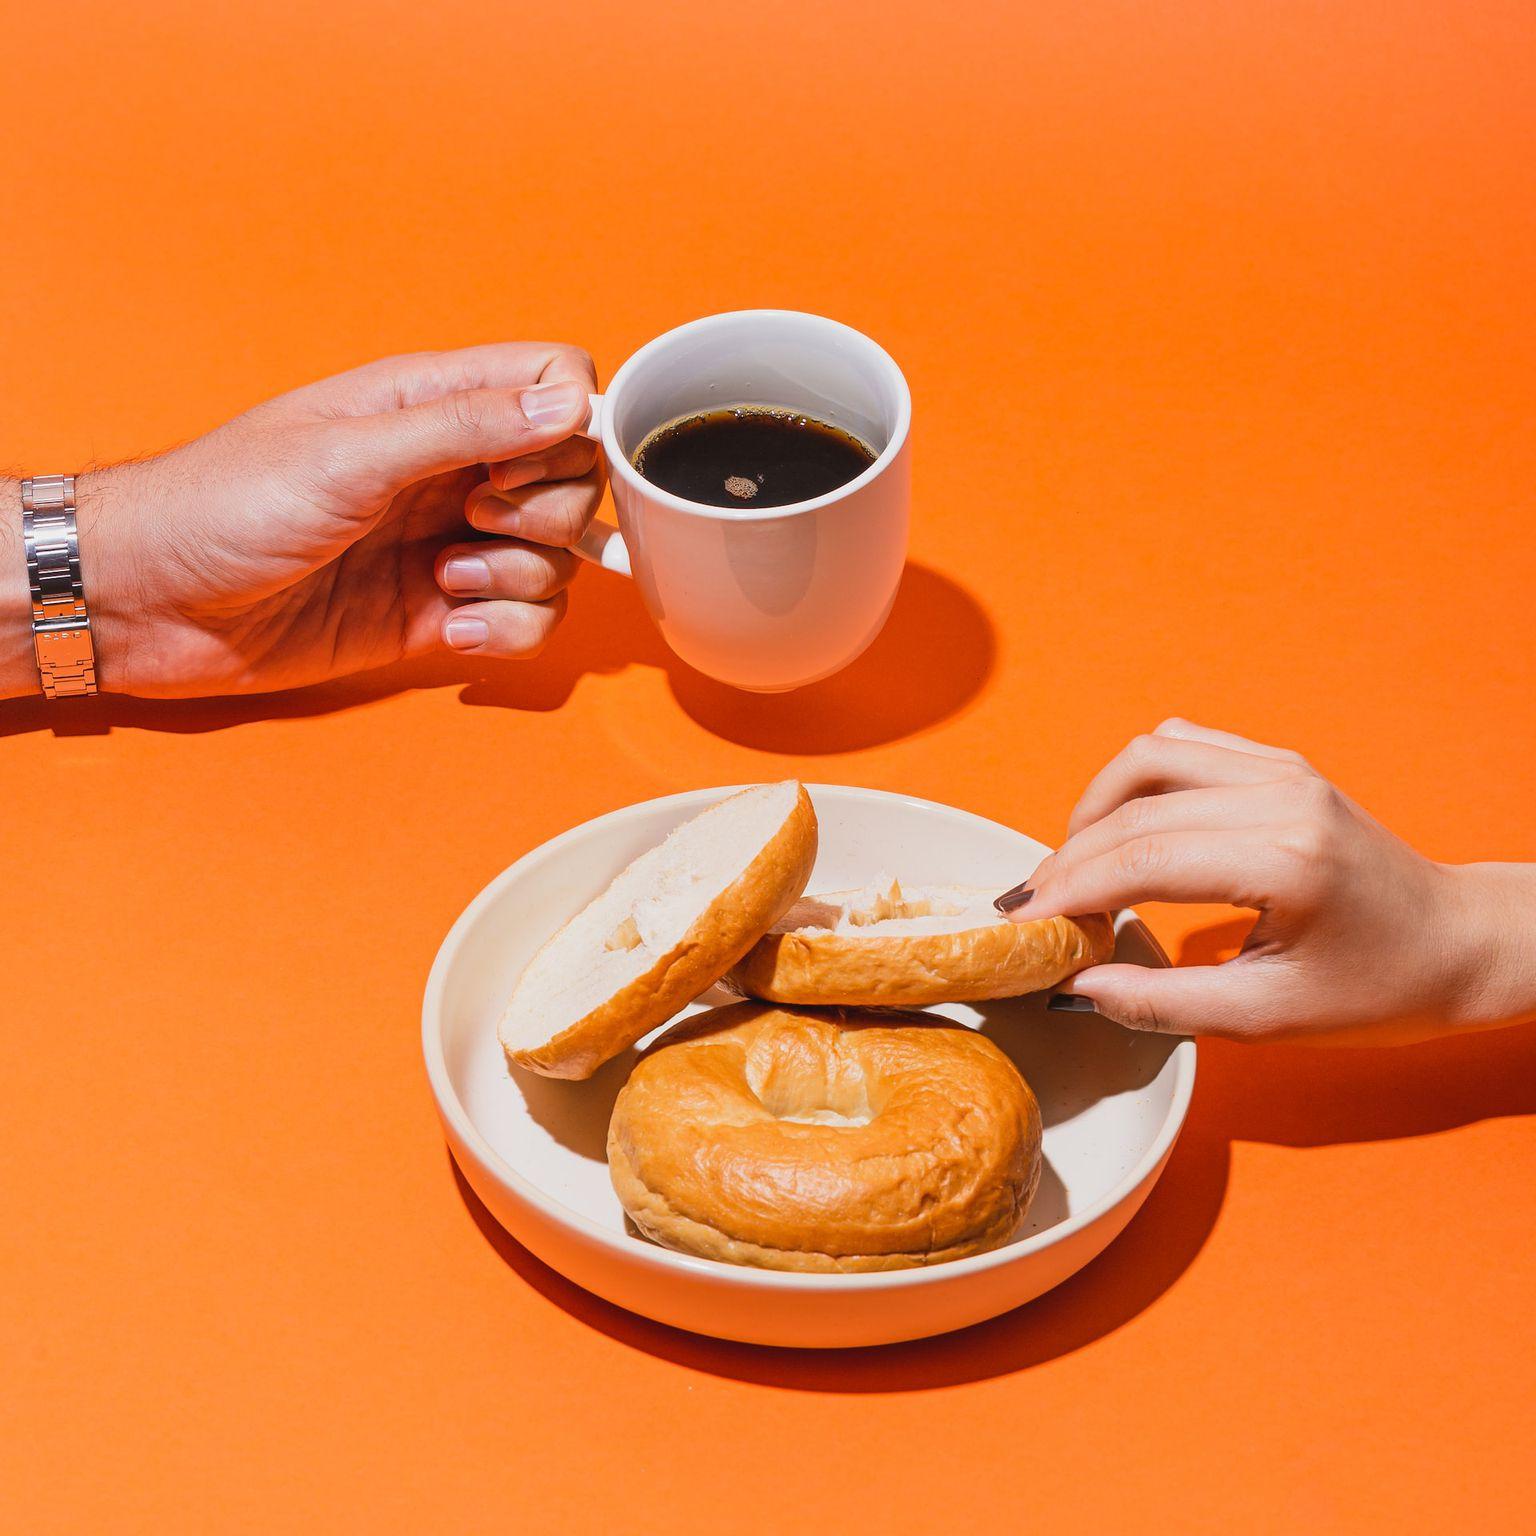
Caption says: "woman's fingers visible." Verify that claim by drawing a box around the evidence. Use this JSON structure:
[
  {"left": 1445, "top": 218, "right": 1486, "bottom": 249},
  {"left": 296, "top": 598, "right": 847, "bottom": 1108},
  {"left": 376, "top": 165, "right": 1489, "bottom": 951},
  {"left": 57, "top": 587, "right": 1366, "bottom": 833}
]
[
  {"left": 1153, "top": 716, "right": 1309, "bottom": 765},
  {"left": 1053, "top": 961, "right": 1281, "bottom": 1039},
  {"left": 1016, "top": 827, "right": 1305, "bottom": 919},
  {"left": 1040, "top": 779, "right": 1326, "bottom": 884},
  {"left": 440, "top": 592, "right": 569, "bottom": 658},
  {"left": 435, "top": 539, "right": 579, "bottom": 602},
  {"left": 466, "top": 467, "right": 605, "bottom": 548},
  {"left": 1067, "top": 731, "right": 1312, "bottom": 837}
]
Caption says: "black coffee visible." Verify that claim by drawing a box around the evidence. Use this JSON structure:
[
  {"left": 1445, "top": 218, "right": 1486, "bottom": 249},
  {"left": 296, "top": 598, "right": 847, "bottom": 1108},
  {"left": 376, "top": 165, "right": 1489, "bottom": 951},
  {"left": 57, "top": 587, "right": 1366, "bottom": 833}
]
[{"left": 631, "top": 406, "right": 876, "bottom": 509}]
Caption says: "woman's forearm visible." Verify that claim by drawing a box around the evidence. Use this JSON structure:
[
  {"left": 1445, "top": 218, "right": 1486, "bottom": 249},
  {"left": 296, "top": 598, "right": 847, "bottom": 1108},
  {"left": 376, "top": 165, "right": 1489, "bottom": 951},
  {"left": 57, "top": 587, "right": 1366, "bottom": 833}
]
[
  {"left": 1446, "top": 861, "right": 1536, "bottom": 1032},
  {"left": 1008, "top": 719, "right": 1536, "bottom": 1044}
]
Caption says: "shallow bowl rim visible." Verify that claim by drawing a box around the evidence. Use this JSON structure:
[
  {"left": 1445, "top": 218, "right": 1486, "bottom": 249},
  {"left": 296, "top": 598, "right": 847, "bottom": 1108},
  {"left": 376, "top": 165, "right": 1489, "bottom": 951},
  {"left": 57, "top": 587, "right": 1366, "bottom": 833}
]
[{"left": 421, "top": 783, "right": 1197, "bottom": 1293}]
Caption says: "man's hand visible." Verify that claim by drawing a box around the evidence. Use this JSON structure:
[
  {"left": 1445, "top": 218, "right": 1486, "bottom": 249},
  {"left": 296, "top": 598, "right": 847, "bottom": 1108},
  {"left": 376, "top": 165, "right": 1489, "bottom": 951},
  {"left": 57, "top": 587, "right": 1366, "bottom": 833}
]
[{"left": 3, "top": 343, "right": 604, "bottom": 698}]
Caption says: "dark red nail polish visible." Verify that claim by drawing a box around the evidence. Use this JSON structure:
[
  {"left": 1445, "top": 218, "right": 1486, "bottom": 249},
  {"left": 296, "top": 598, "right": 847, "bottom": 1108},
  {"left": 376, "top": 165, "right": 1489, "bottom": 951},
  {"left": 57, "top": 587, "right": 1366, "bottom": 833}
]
[
  {"left": 1046, "top": 993, "right": 1096, "bottom": 1013},
  {"left": 994, "top": 883, "right": 1033, "bottom": 914}
]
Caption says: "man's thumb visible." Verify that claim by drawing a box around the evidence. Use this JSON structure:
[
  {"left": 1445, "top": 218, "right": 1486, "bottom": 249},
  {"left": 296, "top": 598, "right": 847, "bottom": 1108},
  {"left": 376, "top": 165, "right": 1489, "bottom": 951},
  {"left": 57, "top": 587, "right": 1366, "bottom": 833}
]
[{"left": 342, "top": 379, "right": 590, "bottom": 487}]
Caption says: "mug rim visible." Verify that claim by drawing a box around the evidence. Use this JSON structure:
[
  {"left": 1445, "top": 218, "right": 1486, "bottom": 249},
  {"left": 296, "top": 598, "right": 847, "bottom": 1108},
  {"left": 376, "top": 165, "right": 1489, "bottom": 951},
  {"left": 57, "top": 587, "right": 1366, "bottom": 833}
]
[{"left": 600, "top": 308, "right": 911, "bottom": 522}]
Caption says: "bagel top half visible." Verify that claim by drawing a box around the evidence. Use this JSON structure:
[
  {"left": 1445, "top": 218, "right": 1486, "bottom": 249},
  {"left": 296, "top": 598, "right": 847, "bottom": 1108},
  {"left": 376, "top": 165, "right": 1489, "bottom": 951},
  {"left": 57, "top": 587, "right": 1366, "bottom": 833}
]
[
  {"left": 727, "top": 878, "right": 1114, "bottom": 1007},
  {"left": 499, "top": 782, "right": 817, "bottom": 1079}
]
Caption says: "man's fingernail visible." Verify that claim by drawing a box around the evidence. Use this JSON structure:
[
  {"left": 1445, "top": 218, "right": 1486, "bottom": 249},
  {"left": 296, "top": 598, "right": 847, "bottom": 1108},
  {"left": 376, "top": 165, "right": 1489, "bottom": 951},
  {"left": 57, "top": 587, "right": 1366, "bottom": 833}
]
[
  {"left": 470, "top": 490, "right": 522, "bottom": 535},
  {"left": 492, "top": 455, "right": 546, "bottom": 491},
  {"left": 442, "top": 555, "right": 491, "bottom": 595},
  {"left": 1047, "top": 993, "right": 1097, "bottom": 1013},
  {"left": 520, "top": 380, "right": 584, "bottom": 427},
  {"left": 995, "top": 883, "right": 1034, "bottom": 914},
  {"left": 445, "top": 615, "right": 490, "bottom": 651}
]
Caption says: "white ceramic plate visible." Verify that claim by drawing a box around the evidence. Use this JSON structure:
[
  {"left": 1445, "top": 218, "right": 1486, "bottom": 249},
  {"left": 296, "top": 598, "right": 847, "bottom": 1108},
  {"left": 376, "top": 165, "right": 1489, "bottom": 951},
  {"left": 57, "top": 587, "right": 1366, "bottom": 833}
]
[{"left": 423, "top": 785, "right": 1196, "bottom": 1349}]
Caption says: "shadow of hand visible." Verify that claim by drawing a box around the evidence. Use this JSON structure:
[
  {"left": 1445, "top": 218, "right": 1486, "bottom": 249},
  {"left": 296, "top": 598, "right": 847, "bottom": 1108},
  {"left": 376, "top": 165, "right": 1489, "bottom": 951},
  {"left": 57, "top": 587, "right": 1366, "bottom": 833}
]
[{"left": 3, "top": 561, "right": 993, "bottom": 755}]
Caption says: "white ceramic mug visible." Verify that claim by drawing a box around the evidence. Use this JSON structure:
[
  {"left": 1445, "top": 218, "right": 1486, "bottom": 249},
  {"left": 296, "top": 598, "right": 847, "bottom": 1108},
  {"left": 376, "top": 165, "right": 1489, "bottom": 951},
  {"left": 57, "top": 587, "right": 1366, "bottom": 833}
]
[{"left": 571, "top": 310, "right": 910, "bottom": 692}]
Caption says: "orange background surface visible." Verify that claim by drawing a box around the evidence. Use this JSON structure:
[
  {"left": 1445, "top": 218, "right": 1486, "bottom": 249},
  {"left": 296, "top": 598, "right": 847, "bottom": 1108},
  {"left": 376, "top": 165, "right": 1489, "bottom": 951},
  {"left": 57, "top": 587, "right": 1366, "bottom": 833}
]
[{"left": 4, "top": 2, "right": 1535, "bottom": 1531}]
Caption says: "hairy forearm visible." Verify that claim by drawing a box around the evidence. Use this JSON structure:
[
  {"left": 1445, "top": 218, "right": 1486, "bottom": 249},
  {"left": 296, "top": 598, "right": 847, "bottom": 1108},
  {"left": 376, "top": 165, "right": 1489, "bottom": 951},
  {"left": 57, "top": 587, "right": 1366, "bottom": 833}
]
[
  {"left": 1, "top": 466, "right": 150, "bottom": 698},
  {"left": 0, "top": 476, "right": 35, "bottom": 698}
]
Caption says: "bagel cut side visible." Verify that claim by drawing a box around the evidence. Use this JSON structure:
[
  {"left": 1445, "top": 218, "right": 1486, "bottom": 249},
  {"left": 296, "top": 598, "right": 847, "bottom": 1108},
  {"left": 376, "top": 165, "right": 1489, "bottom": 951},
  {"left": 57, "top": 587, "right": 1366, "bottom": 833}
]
[
  {"left": 728, "top": 879, "right": 1114, "bottom": 1007},
  {"left": 499, "top": 783, "right": 817, "bottom": 1080},
  {"left": 608, "top": 1002, "right": 1043, "bottom": 1272}
]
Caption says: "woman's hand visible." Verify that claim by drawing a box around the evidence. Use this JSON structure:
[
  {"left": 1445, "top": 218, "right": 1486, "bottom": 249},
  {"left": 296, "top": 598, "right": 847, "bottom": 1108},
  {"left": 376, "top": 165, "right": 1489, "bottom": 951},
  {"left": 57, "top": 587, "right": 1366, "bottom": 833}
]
[
  {"left": 9, "top": 343, "right": 604, "bottom": 698},
  {"left": 998, "top": 719, "right": 1536, "bottom": 1044}
]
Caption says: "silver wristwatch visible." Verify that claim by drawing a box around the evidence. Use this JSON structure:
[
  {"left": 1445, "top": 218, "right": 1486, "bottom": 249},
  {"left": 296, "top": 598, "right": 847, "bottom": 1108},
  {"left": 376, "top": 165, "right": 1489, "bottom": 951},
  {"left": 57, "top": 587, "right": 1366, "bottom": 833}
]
[{"left": 20, "top": 475, "right": 99, "bottom": 698}]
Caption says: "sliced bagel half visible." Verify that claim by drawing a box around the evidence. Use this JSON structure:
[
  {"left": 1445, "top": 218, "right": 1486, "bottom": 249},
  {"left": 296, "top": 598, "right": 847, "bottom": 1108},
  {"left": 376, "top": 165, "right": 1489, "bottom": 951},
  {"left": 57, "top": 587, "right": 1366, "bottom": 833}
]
[
  {"left": 727, "top": 878, "right": 1114, "bottom": 1007},
  {"left": 499, "top": 782, "right": 818, "bottom": 1079}
]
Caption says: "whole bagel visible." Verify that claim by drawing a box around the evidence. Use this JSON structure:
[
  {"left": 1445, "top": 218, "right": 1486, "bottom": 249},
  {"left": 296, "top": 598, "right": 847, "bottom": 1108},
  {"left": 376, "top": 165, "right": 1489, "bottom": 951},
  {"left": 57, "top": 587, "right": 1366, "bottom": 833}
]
[{"left": 607, "top": 1002, "right": 1043, "bottom": 1272}]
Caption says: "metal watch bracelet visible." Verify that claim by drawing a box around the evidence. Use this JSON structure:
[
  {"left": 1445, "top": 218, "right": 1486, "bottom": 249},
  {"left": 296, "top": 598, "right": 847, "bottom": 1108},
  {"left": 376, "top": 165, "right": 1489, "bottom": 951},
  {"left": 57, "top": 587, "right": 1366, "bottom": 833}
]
[{"left": 20, "top": 475, "right": 99, "bottom": 698}]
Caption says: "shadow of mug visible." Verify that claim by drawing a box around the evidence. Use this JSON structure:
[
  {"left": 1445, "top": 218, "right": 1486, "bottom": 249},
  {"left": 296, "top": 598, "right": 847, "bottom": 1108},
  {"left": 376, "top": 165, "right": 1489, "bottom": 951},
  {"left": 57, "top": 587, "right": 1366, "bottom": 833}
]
[{"left": 665, "top": 562, "right": 995, "bottom": 753}]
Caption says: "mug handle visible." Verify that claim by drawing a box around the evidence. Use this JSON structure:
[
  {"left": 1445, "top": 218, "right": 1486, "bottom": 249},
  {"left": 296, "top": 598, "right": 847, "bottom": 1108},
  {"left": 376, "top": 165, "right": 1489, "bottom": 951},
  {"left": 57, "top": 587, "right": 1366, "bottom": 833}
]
[{"left": 572, "top": 392, "right": 633, "bottom": 578}]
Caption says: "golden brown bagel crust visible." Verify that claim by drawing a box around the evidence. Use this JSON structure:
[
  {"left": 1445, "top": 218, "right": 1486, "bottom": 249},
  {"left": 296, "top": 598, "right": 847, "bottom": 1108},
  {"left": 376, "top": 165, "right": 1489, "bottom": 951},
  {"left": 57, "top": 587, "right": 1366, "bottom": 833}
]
[
  {"left": 507, "top": 787, "right": 818, "bottom": 1080},
  {"left": 607, "top": 1003, "right": 1043, "bottom": 1272},
  {"left": 729, "top": 896, "right": 1113, "bottom": 1008}
]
